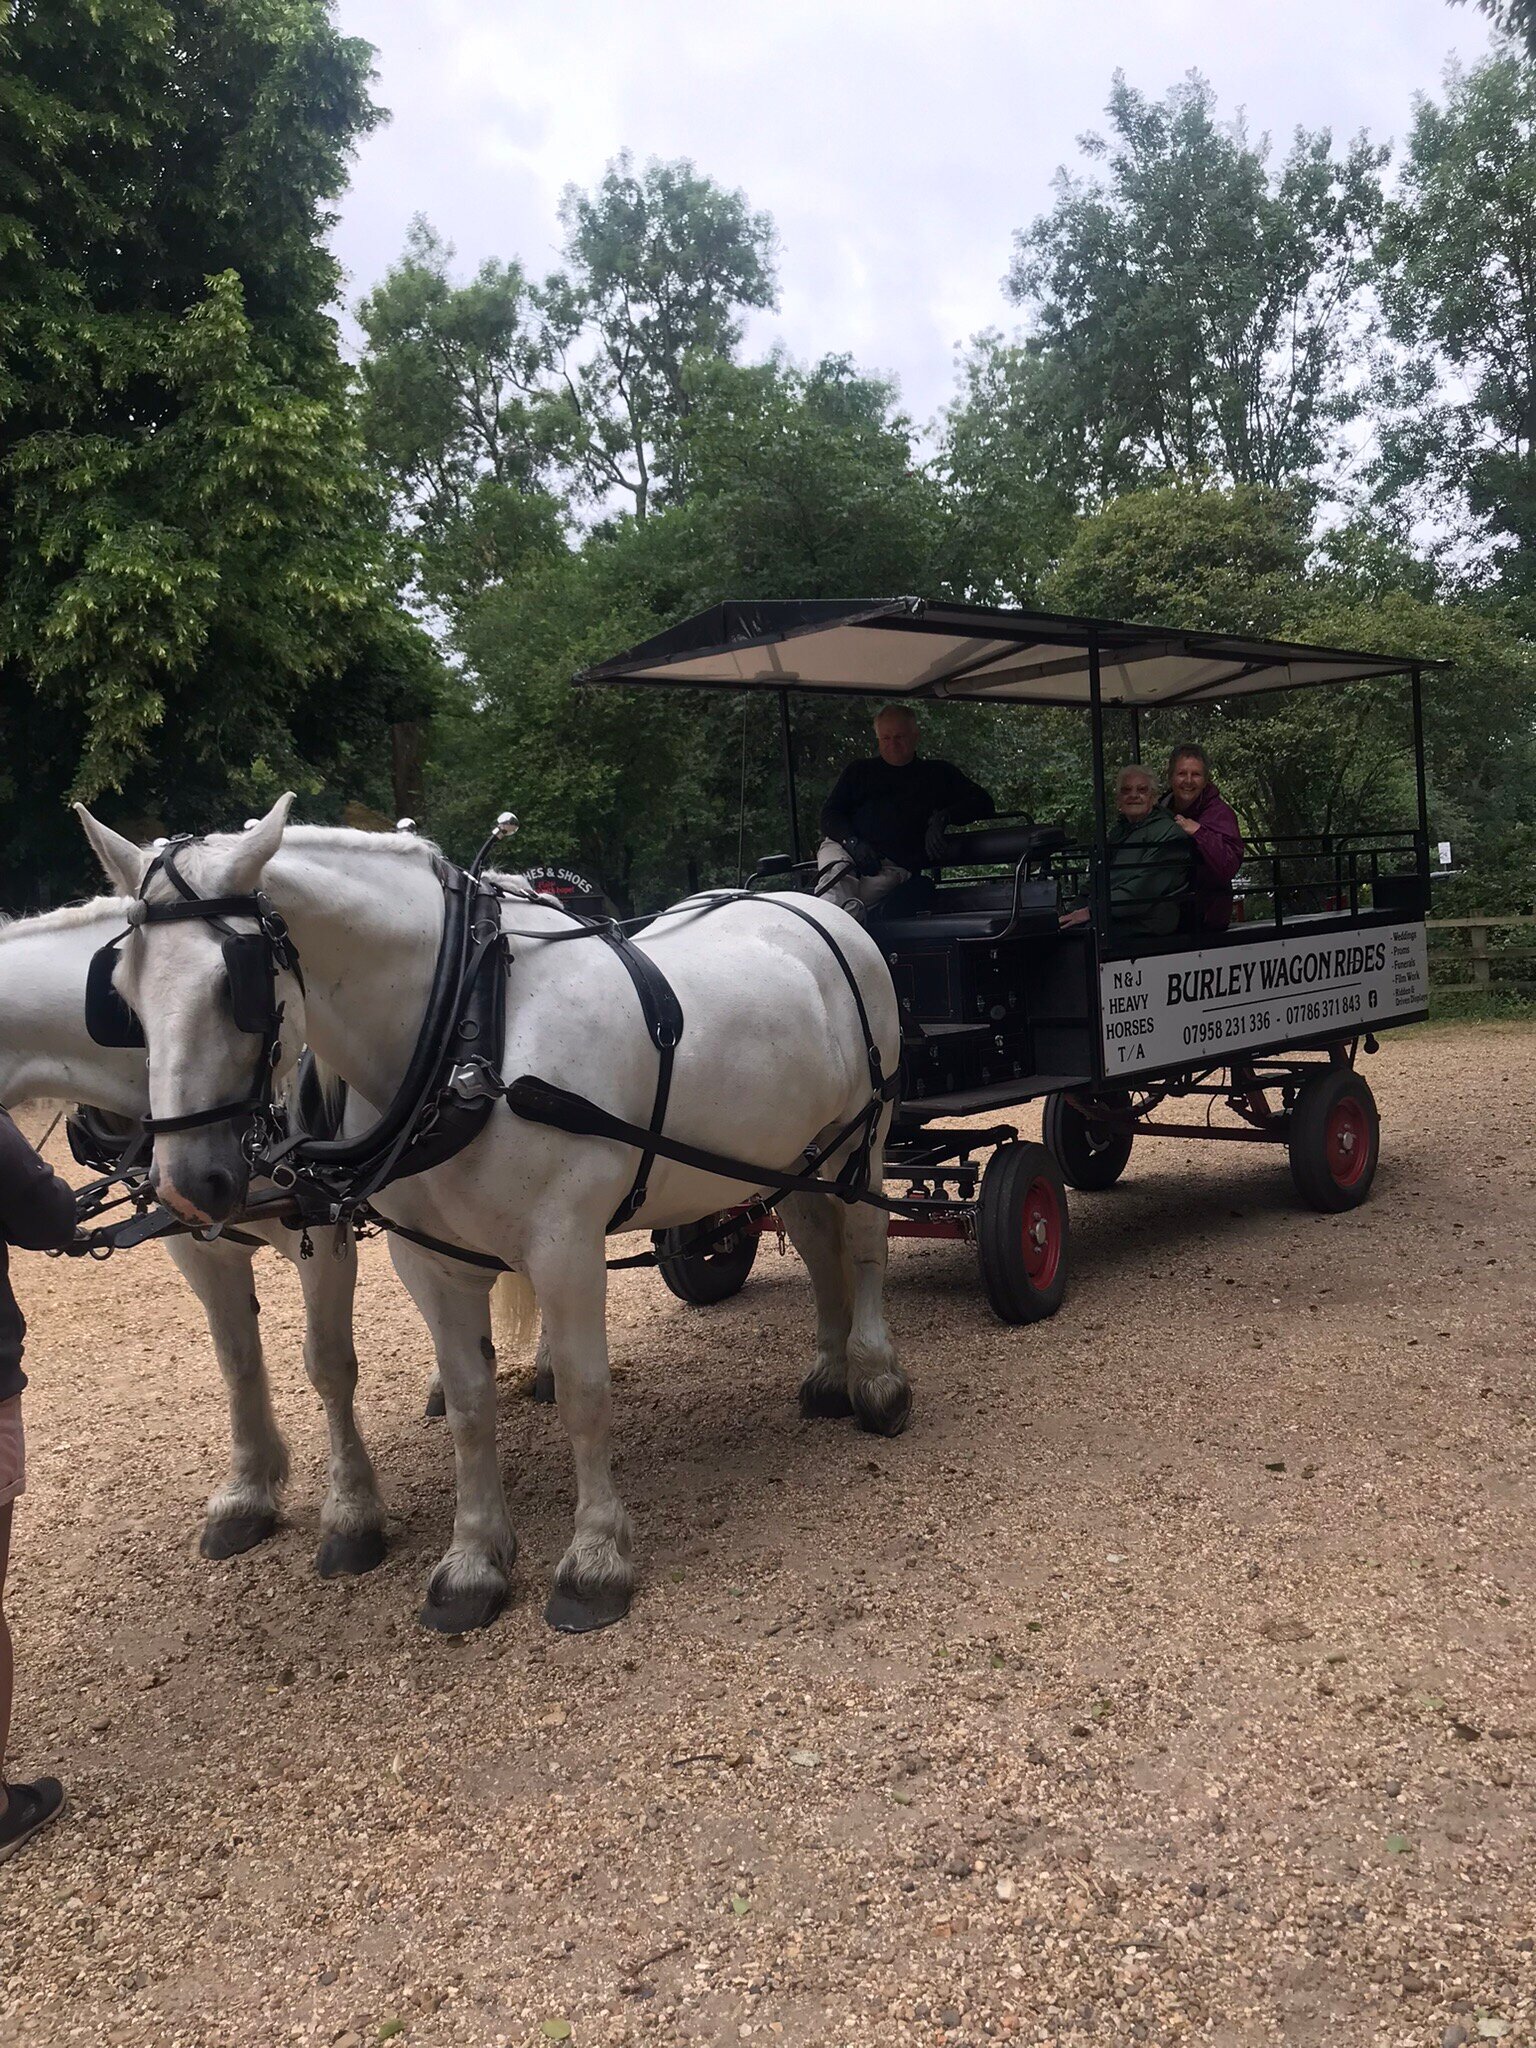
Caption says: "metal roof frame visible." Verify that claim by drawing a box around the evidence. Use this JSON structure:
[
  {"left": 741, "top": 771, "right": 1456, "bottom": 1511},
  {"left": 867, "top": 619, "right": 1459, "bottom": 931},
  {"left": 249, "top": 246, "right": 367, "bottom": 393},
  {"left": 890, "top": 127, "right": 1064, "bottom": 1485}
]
[{"left": 576, "top": 597, "right": 1446, "bottom": 709}]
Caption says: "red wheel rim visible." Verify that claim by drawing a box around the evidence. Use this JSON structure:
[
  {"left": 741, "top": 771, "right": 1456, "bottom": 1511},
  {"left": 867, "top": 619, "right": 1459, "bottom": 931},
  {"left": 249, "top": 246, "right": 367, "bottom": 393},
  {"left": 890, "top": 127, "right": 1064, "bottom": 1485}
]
[
  {"left": 1325, "top": 1097, "right": 1370, "bottom": 1187},
  {"left": 1020, "top": 1177, "right": 1062, "bottom": 1289}
]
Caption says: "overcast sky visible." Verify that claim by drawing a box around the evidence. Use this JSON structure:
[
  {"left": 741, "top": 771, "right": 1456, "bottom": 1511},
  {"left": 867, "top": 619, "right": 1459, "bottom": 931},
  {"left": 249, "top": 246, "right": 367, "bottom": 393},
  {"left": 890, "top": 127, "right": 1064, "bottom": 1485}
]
[{"left": 329, "top": 0, "right": 1495, "bottom": 430}]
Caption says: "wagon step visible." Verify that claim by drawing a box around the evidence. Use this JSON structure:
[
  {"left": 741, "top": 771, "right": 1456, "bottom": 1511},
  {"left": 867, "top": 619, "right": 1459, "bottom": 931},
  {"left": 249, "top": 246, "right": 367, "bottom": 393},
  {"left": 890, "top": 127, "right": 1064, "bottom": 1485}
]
[{"left": 899, "top": 1073, "right": 1092, "bottom": 1121}]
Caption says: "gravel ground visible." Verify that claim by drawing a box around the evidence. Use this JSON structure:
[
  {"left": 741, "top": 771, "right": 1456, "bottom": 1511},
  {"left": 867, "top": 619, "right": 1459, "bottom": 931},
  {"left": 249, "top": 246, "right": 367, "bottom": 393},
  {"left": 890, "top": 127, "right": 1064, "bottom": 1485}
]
[{"left": 3, "top": 1021, "right": 1533, "bottom": 2048}]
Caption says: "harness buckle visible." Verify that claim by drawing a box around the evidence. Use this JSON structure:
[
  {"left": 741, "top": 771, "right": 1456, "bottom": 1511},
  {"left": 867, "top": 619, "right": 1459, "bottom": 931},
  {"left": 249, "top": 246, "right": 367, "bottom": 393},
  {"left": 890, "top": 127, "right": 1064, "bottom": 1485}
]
[{"left": 447, "top": 1056, "right": 505, "bottom": 1103}]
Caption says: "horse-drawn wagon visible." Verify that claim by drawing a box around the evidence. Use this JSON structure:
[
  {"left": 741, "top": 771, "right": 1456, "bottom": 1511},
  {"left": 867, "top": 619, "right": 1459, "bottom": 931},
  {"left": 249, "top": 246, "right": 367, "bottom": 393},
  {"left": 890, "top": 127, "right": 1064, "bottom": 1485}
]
[
  {"left": 46, "top": 595, "right": 1442, "bottom": 1630},
  {"left": 580, "top": 598, "right": 1439, "bottom": 1323}
]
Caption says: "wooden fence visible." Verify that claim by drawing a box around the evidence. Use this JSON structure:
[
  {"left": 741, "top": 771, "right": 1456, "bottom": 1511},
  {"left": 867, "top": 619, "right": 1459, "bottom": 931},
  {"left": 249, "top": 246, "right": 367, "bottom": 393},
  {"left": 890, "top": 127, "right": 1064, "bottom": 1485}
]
[{"left": 1426, "top": 916, "right": 1536, "bottom": 992}]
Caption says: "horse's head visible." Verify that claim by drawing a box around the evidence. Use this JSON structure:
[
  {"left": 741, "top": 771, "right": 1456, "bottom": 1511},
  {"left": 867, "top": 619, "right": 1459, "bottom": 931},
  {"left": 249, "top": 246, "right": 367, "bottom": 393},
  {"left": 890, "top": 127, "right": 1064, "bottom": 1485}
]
[{"left": 73, "top": 794, "right": 305, "bottom": 1226}]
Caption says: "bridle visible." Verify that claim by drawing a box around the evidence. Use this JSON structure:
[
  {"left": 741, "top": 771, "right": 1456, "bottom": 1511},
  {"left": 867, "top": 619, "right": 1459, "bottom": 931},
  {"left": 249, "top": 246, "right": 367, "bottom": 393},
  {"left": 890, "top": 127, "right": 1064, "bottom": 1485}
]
[{"left": 85, "top": 837, "right": 302, "bottom": 1151}]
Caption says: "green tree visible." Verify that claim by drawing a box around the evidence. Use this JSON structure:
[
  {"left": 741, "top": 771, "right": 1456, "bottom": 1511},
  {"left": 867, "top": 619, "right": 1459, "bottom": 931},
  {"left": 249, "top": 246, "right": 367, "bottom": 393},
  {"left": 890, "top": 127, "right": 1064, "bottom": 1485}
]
[
  {"left": 674, "top": 351, "right": 945, "bottom": 597},
  {"left": 542, "top": 152, "right": 778, "bottom": 518},
  {"left": 1010, "top": 72, "right": 1385, "bottom": 499},
  {"left": 1450, "top": 0, "right": 1536, "bottom": 58},
  {"left": 1045, "top": 486, "right": 1413, "bottom": 844},
  {"left": 356, "top": 218, "right": 565, "bottom": 616},
  {"left": 1044, "top": 485, "right": 1536, "bottom": 899},
  {"left": 0, "top": 0, "right": 432, "bottom": 906},
  {"left": 426, "top": 350, "right": 956, "bottom": 907},
  {"left": 932, "top": 334, "right": 1082, "bottom": 604},
  {"left": 1374, "top": 51, "right": 1536, "bottom": 605},
  {"left": 1044, "top": 481, "right": 1310, "bottom": 635}
]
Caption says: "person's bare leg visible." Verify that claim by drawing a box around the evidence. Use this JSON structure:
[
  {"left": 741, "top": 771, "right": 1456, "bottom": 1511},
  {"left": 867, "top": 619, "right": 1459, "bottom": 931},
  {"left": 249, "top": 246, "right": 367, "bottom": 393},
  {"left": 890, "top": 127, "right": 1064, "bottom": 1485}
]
[
  {"left": 0, "top": 1491, "right": 66, "bottom": 1860},
  {"left": 0, "top": 1501, "right": 13, "bottom": 1824}
]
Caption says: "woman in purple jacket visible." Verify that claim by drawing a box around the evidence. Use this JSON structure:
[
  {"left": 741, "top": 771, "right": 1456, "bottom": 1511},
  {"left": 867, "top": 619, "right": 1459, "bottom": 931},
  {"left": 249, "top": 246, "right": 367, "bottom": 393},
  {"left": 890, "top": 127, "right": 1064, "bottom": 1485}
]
[
  {"left": 0, "top": 1108, "right": 78, "bottom": 1862},
  {"left": 1166, "top": 744, "right": 1245, "bottom": 931}
]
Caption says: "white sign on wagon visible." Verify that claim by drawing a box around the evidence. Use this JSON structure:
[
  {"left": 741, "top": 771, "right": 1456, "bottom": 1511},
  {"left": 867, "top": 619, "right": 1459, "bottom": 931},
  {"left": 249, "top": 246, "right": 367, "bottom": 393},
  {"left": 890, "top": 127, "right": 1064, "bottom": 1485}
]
[{"left": 1099, "top": 922, "right": 1429, "bottom": 1075}]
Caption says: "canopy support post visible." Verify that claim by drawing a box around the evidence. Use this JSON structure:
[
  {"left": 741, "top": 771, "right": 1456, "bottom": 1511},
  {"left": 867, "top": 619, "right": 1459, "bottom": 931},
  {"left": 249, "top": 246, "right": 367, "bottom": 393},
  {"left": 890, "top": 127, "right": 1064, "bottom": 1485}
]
[
  {"left": 1410, "top": 666, "right": 1429, "bottom": 890},
  {"left": 1129, "top": 705, "right": 1142, "bottom": 764},
  {"left": 778, "top": 689, "right": 802, "bottom": 864},
  {"left": 1089, "top": 639, "right": 1110, "bottom": 933}
]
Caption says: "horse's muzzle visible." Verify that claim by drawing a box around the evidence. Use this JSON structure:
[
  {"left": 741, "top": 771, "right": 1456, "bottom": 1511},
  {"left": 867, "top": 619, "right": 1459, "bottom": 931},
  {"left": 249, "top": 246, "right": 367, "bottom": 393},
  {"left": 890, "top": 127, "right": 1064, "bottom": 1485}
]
[{"left": 153, "top": 1152, "right": 247, "bottom": 1227}]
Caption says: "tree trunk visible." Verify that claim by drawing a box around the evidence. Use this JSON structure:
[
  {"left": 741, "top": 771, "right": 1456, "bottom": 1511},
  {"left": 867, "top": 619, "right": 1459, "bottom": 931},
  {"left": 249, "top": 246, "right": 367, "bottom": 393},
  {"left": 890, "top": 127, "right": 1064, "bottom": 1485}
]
[{"left": 391, "top": 719, "right": 429, "bottom": 823}]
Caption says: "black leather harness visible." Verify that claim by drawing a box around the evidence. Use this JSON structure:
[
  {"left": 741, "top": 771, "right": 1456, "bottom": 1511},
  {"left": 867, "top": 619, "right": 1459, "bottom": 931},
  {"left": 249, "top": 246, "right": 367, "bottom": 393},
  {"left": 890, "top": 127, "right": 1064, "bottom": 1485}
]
[
  {"left": 491, "top": 887, "right": 904, "bottom": 1230},
  {"left": 263, "top": 858, "right": 508, "bottom": 1229},
  {"left": 65, "top": 851, "right": 907, "bottom": 1270}
]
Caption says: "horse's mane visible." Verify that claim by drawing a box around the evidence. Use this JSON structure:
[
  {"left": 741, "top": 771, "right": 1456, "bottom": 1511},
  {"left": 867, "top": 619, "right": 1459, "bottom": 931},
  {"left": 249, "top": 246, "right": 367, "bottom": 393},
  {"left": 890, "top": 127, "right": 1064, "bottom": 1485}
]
[
  {"left": 0, "top": 824, "right": 464, "bottom": 939},
  {"left": 0, "top": 896, "right": 131, "bottom": 940},
  {"left": 278, "top": 825, "right": 445, "bottom": 859},
  {"left": 485, "top": 867, "right": 552, "bottom": 905}
]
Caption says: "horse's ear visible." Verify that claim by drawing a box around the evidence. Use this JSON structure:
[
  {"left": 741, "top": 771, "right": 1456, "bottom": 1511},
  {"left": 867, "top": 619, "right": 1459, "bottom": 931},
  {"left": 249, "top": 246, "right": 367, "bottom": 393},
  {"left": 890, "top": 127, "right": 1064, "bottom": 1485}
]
[
  {"left": 228, "top": 792, "right": 295, "bottom": 885},
  {"left": 74, "top": 805, "right": 149, "bottom": 896}
]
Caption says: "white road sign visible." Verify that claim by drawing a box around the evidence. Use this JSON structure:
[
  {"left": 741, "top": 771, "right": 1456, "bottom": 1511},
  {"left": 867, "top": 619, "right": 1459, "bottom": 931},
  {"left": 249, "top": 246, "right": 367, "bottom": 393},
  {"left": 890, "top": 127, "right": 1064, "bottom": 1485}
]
[{"left": 1099, "top": 922, "right": 1429, "bottom": 1075}]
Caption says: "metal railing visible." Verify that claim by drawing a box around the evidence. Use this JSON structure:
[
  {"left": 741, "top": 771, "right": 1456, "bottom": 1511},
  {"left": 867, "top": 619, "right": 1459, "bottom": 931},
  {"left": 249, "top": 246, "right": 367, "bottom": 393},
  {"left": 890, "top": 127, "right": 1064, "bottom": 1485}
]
[
  {"left": 1020, "top": 829, "right": 1426, "bottom": 930},
  {"left": 1231, "top": 832, "right": 1426, "bottom": 926}
]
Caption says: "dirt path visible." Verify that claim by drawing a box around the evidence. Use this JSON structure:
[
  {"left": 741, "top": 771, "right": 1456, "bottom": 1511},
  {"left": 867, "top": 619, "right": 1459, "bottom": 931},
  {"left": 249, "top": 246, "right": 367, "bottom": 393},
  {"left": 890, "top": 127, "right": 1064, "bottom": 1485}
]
[{"left": 4, "top": 1023, "right": 1533, "bottom": 2048}]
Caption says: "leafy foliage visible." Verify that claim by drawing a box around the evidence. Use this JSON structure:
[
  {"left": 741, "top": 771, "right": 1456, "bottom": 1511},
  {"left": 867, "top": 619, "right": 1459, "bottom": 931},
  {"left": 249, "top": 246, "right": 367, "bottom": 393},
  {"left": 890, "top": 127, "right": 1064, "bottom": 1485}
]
[
  {"left": 355, "top": 219, "right": 565, "bottom": 615},
  {"left": 1450, "top": 0, "right": 1536, "bottom": 57},
  {"left": 6, "top": 24, "right": 1535, "bottom": 930},
  {"left": 1046, "top": 483, "right": 1536, "bottom": 893},
  {"left": 427, "top": 354, "right": 952, "bottom": 907},
  {"left": 1374, "top": 52, "right": 1536, "bottom": 605},
  {"left": 0, "top": 0, "right": 435, "bottom": 904},
  {"left": 1009, "top": 72, "right": 1385, "bottom": 500},
  {"left": 542, "top": 152, "right": 778, "bottom": 518},
  {"left": 934, "top": 336, "right": 1081, "bottom": 602}
]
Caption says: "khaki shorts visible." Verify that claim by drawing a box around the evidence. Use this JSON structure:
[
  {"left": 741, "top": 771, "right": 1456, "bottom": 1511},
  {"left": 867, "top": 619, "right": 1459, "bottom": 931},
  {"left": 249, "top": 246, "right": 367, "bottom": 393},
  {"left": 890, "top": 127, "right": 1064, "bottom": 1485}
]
[{"left": 0, "top": 1397, "right": 23, "bottom": 1508}]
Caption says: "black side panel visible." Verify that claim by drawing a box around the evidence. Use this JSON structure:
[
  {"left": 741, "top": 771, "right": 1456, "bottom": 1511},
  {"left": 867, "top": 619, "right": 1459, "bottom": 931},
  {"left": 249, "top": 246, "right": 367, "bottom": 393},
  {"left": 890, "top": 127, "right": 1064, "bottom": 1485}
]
[{"left": 1029, "top": 934, "right": 1097, "bottom": 1079}]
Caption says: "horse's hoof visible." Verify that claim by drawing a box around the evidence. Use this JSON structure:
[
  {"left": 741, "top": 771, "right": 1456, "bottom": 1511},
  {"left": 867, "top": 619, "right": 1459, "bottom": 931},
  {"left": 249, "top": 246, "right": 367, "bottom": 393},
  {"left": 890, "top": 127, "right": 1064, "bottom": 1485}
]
[
  {"left": 854, "top": 1375, "right": 912, "bottom": 1438},
  {"left": 423, "top": 1385, "right": 446, "bottom": 1419},
  {"left": 531, "top": 1369, "right": 556, "bottom": 1406},
  {"left": 545, "top": 1582, "right": 631, "bottom": 1633},
  {"left": 200, "top": 1511, "right": 278, "bottom": 1560},
  {"left": 798, "top": 1372, "right": 855, "bottom": 1421},
  {"left": 418, "top": 1583, "right": 507, "bottom": 1635},
  {"left": 315, "top": 1527, "right": 387, "bottom": 1579}
]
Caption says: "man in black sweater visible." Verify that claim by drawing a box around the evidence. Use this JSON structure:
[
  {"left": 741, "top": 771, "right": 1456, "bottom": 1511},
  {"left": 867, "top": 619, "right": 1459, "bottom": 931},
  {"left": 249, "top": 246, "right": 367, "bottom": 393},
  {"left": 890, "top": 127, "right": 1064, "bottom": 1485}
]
[
  {"left": 0, "top": 1108, "right": 78, "bottom": 1862},
  {"left": 816, "top": 702, "right": 994, "bottom": 918}
]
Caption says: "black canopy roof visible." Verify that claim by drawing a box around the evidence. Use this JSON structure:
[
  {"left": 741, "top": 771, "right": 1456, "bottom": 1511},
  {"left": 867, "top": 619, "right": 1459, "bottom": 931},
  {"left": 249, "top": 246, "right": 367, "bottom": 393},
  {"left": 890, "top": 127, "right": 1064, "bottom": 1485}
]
[{"left": 578, "top": 598, "right": 1442, "bottom": 709}]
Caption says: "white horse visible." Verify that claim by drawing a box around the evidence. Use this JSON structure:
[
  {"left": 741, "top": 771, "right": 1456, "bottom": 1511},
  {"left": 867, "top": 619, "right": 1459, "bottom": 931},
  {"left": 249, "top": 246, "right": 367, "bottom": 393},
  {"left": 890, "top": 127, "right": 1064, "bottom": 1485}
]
[
  {"left": 76, "top": 797, "right": 908, "bottom": 1634},
  {"left": 0, "top": 898, "right": 534, "bottom": 1572}
]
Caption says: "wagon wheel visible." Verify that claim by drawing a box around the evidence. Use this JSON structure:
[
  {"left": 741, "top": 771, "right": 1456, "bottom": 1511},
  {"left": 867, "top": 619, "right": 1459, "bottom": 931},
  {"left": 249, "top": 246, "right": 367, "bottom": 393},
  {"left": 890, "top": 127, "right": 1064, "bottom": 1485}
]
[
  {"left": 1041, "top": 1089, "right": 1135, "bottom": 1191},
  {"left": 976, "top": 1143, "right": 1070, "bottom": 1324},
  {"left": 1287, "top": 1068, "right": 1380, "bottom": 1212},
  {"left": 653, "top": 1212, "right": 760, "bottom": 1304}
]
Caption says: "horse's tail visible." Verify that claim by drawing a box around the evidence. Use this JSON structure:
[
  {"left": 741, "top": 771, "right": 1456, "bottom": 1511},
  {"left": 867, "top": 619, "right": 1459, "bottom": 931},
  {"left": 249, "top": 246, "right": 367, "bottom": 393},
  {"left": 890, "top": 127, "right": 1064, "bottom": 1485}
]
[{"left": 491, "top": 1271, "right": 539, "bottom": 1356}]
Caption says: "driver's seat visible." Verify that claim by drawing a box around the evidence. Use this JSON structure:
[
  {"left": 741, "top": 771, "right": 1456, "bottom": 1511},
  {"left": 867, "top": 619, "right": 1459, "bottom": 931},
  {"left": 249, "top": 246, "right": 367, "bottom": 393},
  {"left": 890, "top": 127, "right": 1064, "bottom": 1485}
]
[{"left": 927, "top": 821, "right": 1068, "bottom": 868}]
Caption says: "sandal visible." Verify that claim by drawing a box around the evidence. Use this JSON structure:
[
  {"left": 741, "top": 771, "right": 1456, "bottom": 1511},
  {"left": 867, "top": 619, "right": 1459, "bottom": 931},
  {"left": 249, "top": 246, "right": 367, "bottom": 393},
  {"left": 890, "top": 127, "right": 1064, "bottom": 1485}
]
[{"left": 0, "top": 1778, "right": 66, "bottom": 1864}]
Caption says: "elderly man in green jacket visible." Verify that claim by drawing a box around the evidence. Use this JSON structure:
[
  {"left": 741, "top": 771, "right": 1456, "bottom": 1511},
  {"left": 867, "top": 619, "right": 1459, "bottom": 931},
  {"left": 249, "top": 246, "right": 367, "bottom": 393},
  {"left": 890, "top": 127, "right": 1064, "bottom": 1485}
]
[{"left": 1062, "top": 764, "right": 1193, "bottom": 938}]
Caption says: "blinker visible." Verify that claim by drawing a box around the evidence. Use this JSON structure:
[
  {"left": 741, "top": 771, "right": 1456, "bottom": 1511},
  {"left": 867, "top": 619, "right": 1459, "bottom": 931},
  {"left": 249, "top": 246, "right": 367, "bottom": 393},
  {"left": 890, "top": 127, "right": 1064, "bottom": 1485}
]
[
  {"left": 221, "top": 932, "right": 278, "bottom": 1036},
  {"left": 85, "top": 943, "right": 145, "bottom": 1049},
  {"left": 85, "top": 926, "right": 284, "bottom": 1050}
]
